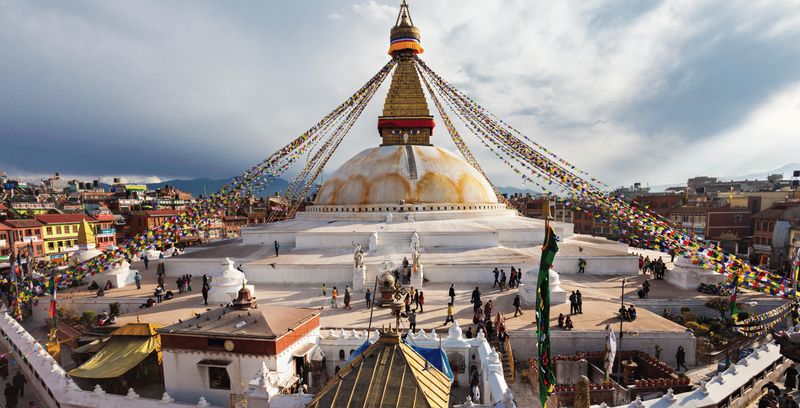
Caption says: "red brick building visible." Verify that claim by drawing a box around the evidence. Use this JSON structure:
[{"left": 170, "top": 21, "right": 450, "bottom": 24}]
[
  {"left": 0, "top": 219, "right": 46, "bottom": 258},
  {"left": 127, "top": 210, "right": 177, "bottom": 238},
  {"left": 752, "top": 202, "right": 800, "bottom": 269}
]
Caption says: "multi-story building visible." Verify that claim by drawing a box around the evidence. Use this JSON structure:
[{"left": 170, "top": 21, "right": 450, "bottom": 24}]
[
  {"left": 705, "top": 205, "right": 752, "bottom": 256},
  {"left": 0, "top": 222, "right": 11, "bottom": 260},
  {"left": 668, "top": 205, "right": 714, "bottom": 240},
  {"left": 1, "top": 219, "right": 45, "bottom": 258},
  {"left": 36, "top": 214, "right": 97, "bottom": 256},
  {"left": 7, "top": 201, "right": 58, "bottom": 217},
  {"left": 631, "top": 193, "right": 685, "bottom": 217},
  {"left": 222, "top": 216, "right": 248, "bottom": 238},
  {"left": 127, "top": 210, "right": 177, "bottom": 238},
  {"left": 751, "top": 202, "right": 800, "bottom": 270},
  {"left": 93, "top": 213, "right": 117, "bottom": 250}
]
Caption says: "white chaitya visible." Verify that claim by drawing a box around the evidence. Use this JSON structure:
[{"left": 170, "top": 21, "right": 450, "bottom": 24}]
[
  {"left": 518, "top": 268, "right": 567, "bottom": 305},
  {"left": 104, "top": 260, "right": 138, "bottom": 288},
  {"left": 207, "top": 258, "right": 257, "bottom": 304}
]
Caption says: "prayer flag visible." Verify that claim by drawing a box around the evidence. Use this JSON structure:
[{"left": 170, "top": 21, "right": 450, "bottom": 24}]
[{"left": 536, "top": 225, "right": 559, "bottom": 408}]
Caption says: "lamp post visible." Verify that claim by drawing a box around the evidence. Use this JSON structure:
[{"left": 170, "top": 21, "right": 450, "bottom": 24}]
[{"left": 616, "top": 278, "right": 626, "bottom": 376}]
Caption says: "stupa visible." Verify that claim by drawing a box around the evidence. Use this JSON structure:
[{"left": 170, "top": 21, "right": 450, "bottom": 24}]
[
  {"left": 207, "top": 258, "right": 257, "bottom": 304},
  {"left": 73, "top": 219, "right": 103, "bottom": 263},
  {"left": 163, "top": 1, "right": 637, "bottom": 286}
]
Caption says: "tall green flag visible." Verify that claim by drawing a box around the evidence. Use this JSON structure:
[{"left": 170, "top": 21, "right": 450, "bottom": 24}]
[{"left": 536, "top": 225, "right": 559, "bottom": 407}]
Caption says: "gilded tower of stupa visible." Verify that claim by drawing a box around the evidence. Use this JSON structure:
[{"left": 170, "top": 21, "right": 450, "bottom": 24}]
[{"left": 378, "top": 0, "right": 434, "bottom": 146}]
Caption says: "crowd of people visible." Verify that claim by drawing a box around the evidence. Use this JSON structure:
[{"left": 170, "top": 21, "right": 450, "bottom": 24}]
[{"left": 639, "top": 255, "right": 668, "bottom": 280}]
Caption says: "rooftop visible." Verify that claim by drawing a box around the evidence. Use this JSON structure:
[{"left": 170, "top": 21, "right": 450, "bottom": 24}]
[
  {"left": 1, "top": 219, "right": 45, "bottom": 228},
  {"left": 157, "top": 305, "right": 320, "bottom": 340},
  {"left": 35, "top": 214, "right": 96, "bottom": 224}
]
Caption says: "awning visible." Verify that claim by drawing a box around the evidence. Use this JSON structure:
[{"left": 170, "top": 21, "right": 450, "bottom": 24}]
[
  {"left": 197, "top": 359, "right": 232, "bottom": 367},
  {"left": 68, "top": 336, "right": 160, "bottom": 379}
]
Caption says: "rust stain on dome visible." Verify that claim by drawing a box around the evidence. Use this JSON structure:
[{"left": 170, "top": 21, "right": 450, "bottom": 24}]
[{"left": 315, "top": 146, "right": 497, "bottom": 206}]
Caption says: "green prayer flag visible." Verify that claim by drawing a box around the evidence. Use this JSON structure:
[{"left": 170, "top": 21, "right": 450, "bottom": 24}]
[{"left": 536, "top": 225, "right": 559, "bottom": 407}]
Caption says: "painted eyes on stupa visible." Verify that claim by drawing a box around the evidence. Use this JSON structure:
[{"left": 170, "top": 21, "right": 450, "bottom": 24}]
[{"left": 390, "top": 129, "right": 421, "bottom": 135}]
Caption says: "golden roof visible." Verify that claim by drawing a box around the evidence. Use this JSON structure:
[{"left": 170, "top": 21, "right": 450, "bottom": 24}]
[
  {"left": 382, "top": 59, "right": 430, "bottom": 118},
  {"left": 76, "top": 219, "right": 95, "bottom": 246},
  {"left": 307, "top": 331, "right": 451, "bottom": 408}
]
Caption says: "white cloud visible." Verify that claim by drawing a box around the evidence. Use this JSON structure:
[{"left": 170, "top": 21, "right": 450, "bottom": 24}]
[
  {"left": 351, "top": 1, "right": 395, "bottom": 23},
  {"left": 327, "top": 12, "right": 344, "bottom": 20}
]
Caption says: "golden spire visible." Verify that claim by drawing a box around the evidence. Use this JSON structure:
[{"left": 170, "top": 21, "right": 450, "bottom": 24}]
[
  {"left": 379, "top": 1, "right": 433, "bottom": 146},
  {"left": 77, "top": 219, "right": 95, "bottom": 246}
]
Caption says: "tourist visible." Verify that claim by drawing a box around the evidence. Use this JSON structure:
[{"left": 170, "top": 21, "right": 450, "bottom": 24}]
[
  {"left": 143, "top": 254, "right": 149, "bottom": 270},
  {"left": 155, "top": 286, "right": 164, "bottom": 303},
  {"left": 365, "top": 289, "right": 372, "bottom": 309},
  {"left": 104, "top": 280, "right": 113, "bottom": 290},
  {"left": 517, "top": 267, "right": 522, "bottom": 284},
  {"left": 418, "top": 291, "right": 425, "bottom": 313},
  {"left": 619, "top": 306, "right": 629, "bottom": 321},
  {"left": 669, "top": 248, "right": 676, "bottom": 263},
  {"left": 466, "top": 326, "right": 473, "bottom": 339},
  {"left": 344, "top": 286, "right": 352, "bottom": 309},
  {"left": 449, "top": 284, "right": 456, "bottom": 305},
  {"left": 498, "top": 325, "right": 508, "bottom": 344},
  {"left": 4, "top": 382, "right": 18, "bottom": 408},
  {"left": 322, "top": 283, "right": 327, "bottom": 297},
  {"left": 331, "top": 286, "right": 338, "bottom": 308},
  {"left": 627, "top": 305, "right": 637, "bottom": 321},
  {"left": 88, "top": 281, "right": 99, "bottom": 291},
  {"left": 484, "top": 300, "right": 493, "bottom": 322},
  {"left": 576, "top": 290, "right": 583, "bottom": 314},
  {"left": 140, "top": 297, "right": 156, "bottom": 308},
  {"left": 177, "top": 276, "right": 184, "bottom": 294},
  {"left": 96, "top": 288, "right": 105, "bottom": 297},
  {"left": 471, "top": 287, "right": 482, "bottom": 312},
  {"left": 159, "top": 251, "right": 164, "bottom": 259},
  {"left": 785, "top": 364, "right": 798, "bottom": 391},
  {"left": 759, "top": 389, "right": 778, "bottom": 408},
  {"left": 642, "top": 279, "right": 651, "bottom": 298},
  {"left": 202, "top": 283, "right": 209, "bottom": 306},
  {"left": 578, "top": 258, "right": 586, "bottom": 274},
  {"left": 274, "top": 240, "right": 280, "bottom": 257},
  {"left": 408, "top": 310, "right": 417, "bottom": 333},
  {"left": 134, "top": 271, "right": 141, "bottom": 289},
  {"left": 164, "top": 290, "right": 174, "bottom": 301},
  {"left": 499, "top": 270, "right": 507, "bottom": 290},
  {"left": 473, "top": 306, "right": 484, "bottom": 325},
  {"left": 565, "top": 316, "right": 573, "bottom": 330},
  {"left": 13, "top": 371, "right": 26, "bottom": 397},
  {"left": 445, "top": 303, "right": 455, "bottom": 325},
  {"left": 403, "top": 293, "right": 411, "bottom": 313},
  {"left": 569, "top": 291, "right": 577, "bottom": 315},
  {"left": 485, "top": 319, "right": 494, "bottom": 340},
  {"left": 676, "top": 346, "right": 688, "bottom": 371},
  {"left": 513, "top": 294, "right": 522, "bottom": 317},
  {"left": 780, "top": 393, "right": 797, "bottom": 408},
  {"left": 157, "top": 274, "right": 164, "bottom": 288},
  {"left": 558, "top": 313, "right": 565, "bottom": 328},
  {"left": 492, "top": 267, "right": 500, "bottom": 288},
  {"left": 509, "top": 268, "right": 517, "bottom": 288},
  {"left": 639, "top": 255, "right": 645, "bottom": 272},
  {"left": 413, "top": 289, "right": 420, "bottom": 311}
]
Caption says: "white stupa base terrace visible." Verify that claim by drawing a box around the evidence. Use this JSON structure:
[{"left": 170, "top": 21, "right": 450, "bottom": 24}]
[
  {"left": 665, "top": 256, "right": 727, "bottom": 290},
  {"left": 163, "top": 208, "right": 638, "bottom": 286}
]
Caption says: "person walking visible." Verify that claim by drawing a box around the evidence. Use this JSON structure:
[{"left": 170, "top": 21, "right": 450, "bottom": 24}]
[
  {"left": 418, "top": 291, "right": 425, "bottom": 313},
  {"left": 408, "top": 310, "right": 417, "bottom": 333},
  {"left": 365, "top": 289, "right": 372, "bottom": 309},
  {"left": 471, "top": 287, "right": 482, "bottom": 312},
  {"left": 576, "top": 290, "right": 583, "bottom": 314},
  {"left": 13, "top": 371, "right": 26, "bottom": 398},
  {"left": 176, "top": 276, "right": 184, "bottom": 294},
  {"left": 499, "top": 270, "right": 507, "bottom": 290},
  {"left": 331, "top": 287, "right": 338, "bottom": 308},
  {"left": 143, "top": 254, "right": 149, "bottom": 270},
  {"left": 134, "top": 271, "right": 141, "bottom": 290},
  {"left": 569, "top": 291, "right": 577, "bottom": 315},
  {"left": 344, "top": 286, "right": 352, "bottom": 310},
  {"left": 413, "top": 290, "right": 420, "bottom": 311},
  {"left": 676, "top": 346, "right": 688, "bottom": 371},
  {"left": 4, "top": 382, "right": 18, "bottom": 408},
  {"left": 578, "top": 258, "right": 586, "bottom": 274},
  {"left": 785, "top": 364, "right": 798, "bottom": 391},
  {"left": 492, "top": 267, "right": 500, "bottom": 288},
  {"left": 484, "top": 300, "right": 493, "bottom": 322},
  {"left": 274, "top": 240, "right": 280, "bottom": 257},
  {"left": 444, "top": 303, "right": 455, "bottom": 325},
  {"left": 404, "top": 293, "right": 411, "bottom": 314},
  {"left": 449, "top": 284, "right": 456, "bottom": 305},
  {"left": 322, "top": 283, "right": 327, "bottom": 297},
  {"left": 513, "top": 294, "right": 522, "bottom": 317},
  {"left": 201, "top": 283, "right": 209, "bottom": 306}
]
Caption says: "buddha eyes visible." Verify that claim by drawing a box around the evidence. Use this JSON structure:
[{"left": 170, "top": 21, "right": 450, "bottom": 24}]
[{"left": 390, "top": 129, "right": 421, "bottom": 135}]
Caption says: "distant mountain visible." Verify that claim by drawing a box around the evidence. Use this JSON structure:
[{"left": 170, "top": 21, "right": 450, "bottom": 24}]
[
  {"left": 148, "top": 177, "right": 290, "bottom": 198},
  {"left": 732, "top": 162, "right": 800, "bottom": 181},
  {"left": 498, "top": 186, "right": 542, "bottom": 196}
]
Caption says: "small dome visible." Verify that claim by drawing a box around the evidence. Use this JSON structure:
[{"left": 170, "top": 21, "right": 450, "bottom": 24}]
[{"left": 315, "top": 145, "right": 498, "bottom": 206}]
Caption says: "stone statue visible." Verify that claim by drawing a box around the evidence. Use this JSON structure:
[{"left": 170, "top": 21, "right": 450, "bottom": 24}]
[
  {"left": 406, "top": 213, "right": 415, "bottom": 222},
  {"left": 386, "top": 213, "right": 393, "bottom": 224},
  {"left": 411, "top": 242, "right": 421, "bottom": 269},
  {"left": 410, "top": 232, "right": 420, "bottom": 251},
  {"left": 573, "top": 375, "right": 590, "bottom": 408},
  {"left": 369, "top": 233, "right": 379, "bottom": 252},
  {"left": 352, "top": 242, "right": 364, "bottom": 268}
]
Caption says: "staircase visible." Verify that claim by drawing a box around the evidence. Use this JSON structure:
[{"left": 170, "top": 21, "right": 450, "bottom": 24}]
[{"left": 490, "top": 339, "right": 516, "bottom": 384}]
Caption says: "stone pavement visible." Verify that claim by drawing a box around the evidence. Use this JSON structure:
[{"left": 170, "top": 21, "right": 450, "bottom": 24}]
[{"left": 0, "top": 339, "right": 44, "bottom": 408}]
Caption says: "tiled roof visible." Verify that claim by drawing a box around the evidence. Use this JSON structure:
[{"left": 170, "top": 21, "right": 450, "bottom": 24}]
[
  {"left": 158, "top": 305, "right": 320, "bottom": 339},
  {"left": 1, "top": 219, "right": 44, "bottom": 228},
  {"left": 35, "top": 214, "right": 96, "bottom": 224},
  {"left": 307, "top": 331, "right": 451, "bottom": 408}
]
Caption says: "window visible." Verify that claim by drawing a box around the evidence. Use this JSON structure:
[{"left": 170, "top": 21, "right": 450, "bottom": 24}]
[
  {"left": 48, "top": 243, "right": 54, "bottom": 250},
  {"left": 56, "top": 226, "right": 61, "bottom": 234},
  {"left": 73, "top": 225, "right": 78, "bottom": 233},
  {"left": 339, "top": 350, "right": 346, "bottom": 360},
  {"left": 47, "top": 227, "right": 53, "bottom": 235},
  {"left": 208, "top": 367, "right": 230, "bottom": 390}
]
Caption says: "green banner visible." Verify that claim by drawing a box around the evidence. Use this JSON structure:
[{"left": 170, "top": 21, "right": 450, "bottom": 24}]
[{"left": 536, "top": 225, "right": 558, "bottom": 407}]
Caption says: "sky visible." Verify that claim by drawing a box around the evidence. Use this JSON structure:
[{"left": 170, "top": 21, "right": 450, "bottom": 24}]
[{"left": 1, "top": 0, "right": 799, "bottom": 189}]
